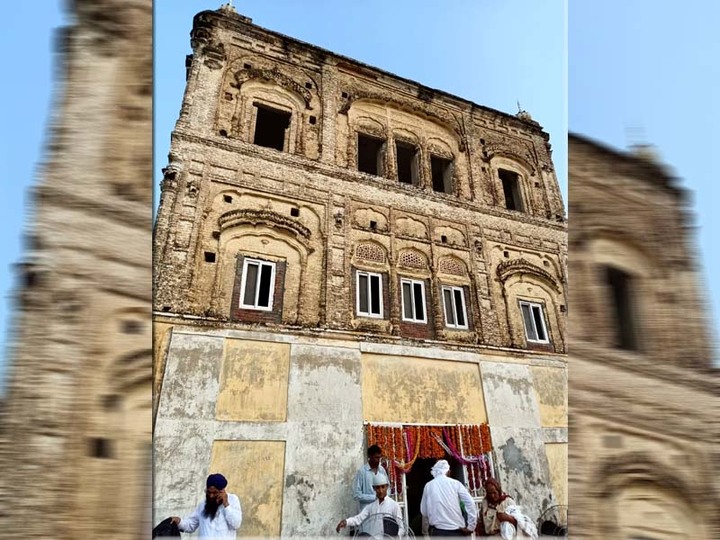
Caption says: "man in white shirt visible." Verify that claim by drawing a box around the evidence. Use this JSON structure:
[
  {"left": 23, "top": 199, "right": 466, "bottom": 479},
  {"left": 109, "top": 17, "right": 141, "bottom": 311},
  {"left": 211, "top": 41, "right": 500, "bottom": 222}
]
[
  {"left": 420, "top": 460, "right": 476, "bottom": 537},
  {"left": 337, "top": 473, "right": 405, "bottom": 538},
  {"left": 170, "top": 473, "right": 242, "bottom": 539}
]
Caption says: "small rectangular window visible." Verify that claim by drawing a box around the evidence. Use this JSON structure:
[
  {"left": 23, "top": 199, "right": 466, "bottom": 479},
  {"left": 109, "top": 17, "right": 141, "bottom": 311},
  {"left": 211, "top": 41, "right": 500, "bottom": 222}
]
[
  {"left": 253, "top": 104, "right": 291, "bottom": 151},
  {"left": 239, "top": 258, "right": 276, "bottom": 311},
  {"left": 431, "top": 156, "right": 453, "bottom": 194},
  {"left": 519, "top": 301, "right": 549, "bottom": 343},
  {"left": 358, "top": 134, "right": 385, "bottom": 176},
  {"left": 395, "top": 142, "right": 418, "bottom": 185},
  {"left": 499, "top": 169, "right": 524, "bottom": 211},
  {"left": 356, "top": 270, "right": 383, "bottom": 318},
  {"left": 442, "top": 285, "right": 468, "bottom": 329},
  {"left": 400, "top": 279, "right": 426, "bottom": 323}
]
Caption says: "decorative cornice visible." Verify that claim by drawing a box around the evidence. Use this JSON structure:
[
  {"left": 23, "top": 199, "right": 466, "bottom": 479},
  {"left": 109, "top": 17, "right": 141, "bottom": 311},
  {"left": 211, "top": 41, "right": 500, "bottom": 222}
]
[
  {"left": 496, "top": 258, "right": 561, "bottom": 291},
  {"left": 483, "top": 142, "right": 538, "bottom": 175},
  {"left": 233, "top": 67, "right": 313, "bottom": 108},
  {"left": 339, "top": 89, "right": 465, "bottom": 151},
  {"left": 218, "top": 208, "right": 313, "bottom": 251}
]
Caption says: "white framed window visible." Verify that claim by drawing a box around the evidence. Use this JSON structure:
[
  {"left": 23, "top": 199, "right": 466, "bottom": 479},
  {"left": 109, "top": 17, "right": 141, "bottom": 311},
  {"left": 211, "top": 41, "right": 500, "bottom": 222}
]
[
  {"left": 519, "top": 301, "right": 549, "bottom": 343},
  {"left": 441, "top": 285, "right": 468, "bottom": 329},
  {"left": 400, "top": 278, "right": 427, "bottom": 323},
  {"left": 356, "top": 270, "right": 383, "bottom": 318},
  {"left": 239, "top": 258, "right": 276, "bottom": 311}
]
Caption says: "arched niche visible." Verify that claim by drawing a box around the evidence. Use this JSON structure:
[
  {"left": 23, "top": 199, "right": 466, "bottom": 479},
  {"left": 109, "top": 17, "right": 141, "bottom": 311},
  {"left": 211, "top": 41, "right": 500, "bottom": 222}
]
[
  {"left": 214, "top": 226, "right": 314, "bottom": 325},
  {"left": 489, "top": 155, "right": 535, "bottom": 214},
  {"left": 497, "top": 258, "right": 564, "bottom": 351}
]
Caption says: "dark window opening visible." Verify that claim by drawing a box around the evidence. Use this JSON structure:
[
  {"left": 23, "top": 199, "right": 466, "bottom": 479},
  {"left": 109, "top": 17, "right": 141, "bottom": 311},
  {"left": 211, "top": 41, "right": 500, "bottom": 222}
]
[
  {"left": 431, "top": 156, "right": 453, "bottom": 194},
  {"left": 219, "top": 129, "right": 228, "bottom": 137},
  {"left": 606, "top": 266, "right": 638, "bottom": 351},
  {"left": 212, "top": 231, "right": 220, "bottom": 240},
  {"left": 253, "top": 105, "right": 291, "bottom": 151},
  {"left": 441, "top": 235, "right": 448, "bottom": 244},
  {"left": 24, "top": 269, "right": 39, "bottom": 288},
  {"left": 499, "top": 169, "right": 524, "bottom": 211},
  {"left": 102, "top": 394, "right": 121, "bottom": 411},
  {"left": 309, "top": 115, "right": 317, "bottom": 125},
  {"left": 341, "top": 91, "right": 348, "bottom": 98},
  {"left": 503, "top": 251, "right": 509, "bottom": 258},
  {"left": 90, "top": 438, "right": 113, "bottom": 459},
  {"left": 121, "top": 320, "right": 143, "bottom": 334},
  {"left": 224, "top": 195, "right": 233, "bottom": 203},
  {"left": 369, "top": 220, "right": 377, "bottom": 230},
  {"left": 305, "top": 82, "right": 312, "bottom": 89},
  {"left": 290, "top": 207, "right": 300, "bottom": 217},
  {"left": 396, "top": 142, "right": 418, "bottom": 185},
  {"left": 357, "top": 134, "right": 385, "bottom": 176},
  {"left": 204, "top": 252, "right": 216, "bottom": 263},
  {"left": 244, "top": 63, "right": 252, "bottom": 69}
]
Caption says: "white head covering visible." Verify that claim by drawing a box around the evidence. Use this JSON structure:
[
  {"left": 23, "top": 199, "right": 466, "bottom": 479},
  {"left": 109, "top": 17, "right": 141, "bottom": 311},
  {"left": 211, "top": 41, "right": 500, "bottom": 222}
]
[
  {"left": 431, "top": 459, "right": 450, "bottom": 478},
  {"left": 372, "top": 473, "right": 389, "bottom": 486}
]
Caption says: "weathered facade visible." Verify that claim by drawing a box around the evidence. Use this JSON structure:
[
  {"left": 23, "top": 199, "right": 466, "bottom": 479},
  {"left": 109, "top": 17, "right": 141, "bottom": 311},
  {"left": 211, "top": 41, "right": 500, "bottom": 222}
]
[
  {"left": 154, "top": 5, "right": 567, "bottom": 536},
  {"left": 0, "top": 1, "right": 152, "bottom": 539},
  {"left": 568, "top": 134, "right": 720, "bottom": 539}
]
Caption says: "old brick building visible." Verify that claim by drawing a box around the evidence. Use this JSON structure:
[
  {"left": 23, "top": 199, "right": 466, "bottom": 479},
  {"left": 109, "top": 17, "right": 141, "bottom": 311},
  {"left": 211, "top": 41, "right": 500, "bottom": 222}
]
[
  {"left": 153, "top": 5, "right": 567, "bottom": 536},
  {"left": 569, "top": 134, "right": 720, "bottom": 539},
  {"left": 0, "top": 1, "right": 152, "bottom": 539}
]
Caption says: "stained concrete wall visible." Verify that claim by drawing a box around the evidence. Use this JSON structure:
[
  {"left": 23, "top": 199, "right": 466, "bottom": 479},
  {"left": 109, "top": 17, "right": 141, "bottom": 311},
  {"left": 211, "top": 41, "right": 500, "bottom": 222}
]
[
  {"left": 154, "top": 327, "right": 566, "bottom": 534},
  {"left": 480, "top": 362, "right": 563, "bottom": 521}
]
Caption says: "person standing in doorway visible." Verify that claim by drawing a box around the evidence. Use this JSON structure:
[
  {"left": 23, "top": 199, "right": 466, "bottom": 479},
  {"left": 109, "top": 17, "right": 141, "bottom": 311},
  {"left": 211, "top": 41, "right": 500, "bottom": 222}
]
[{"left": 420, "top": 459, "right": 476, "bottom": 537}]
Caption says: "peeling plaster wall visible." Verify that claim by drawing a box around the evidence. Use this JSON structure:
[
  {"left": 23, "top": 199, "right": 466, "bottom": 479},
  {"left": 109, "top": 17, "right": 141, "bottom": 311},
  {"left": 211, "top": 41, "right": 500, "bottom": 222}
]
[
  {"left": 480, "top": 362, "right": 559, "bottom": 522},
  {"left": 361, "top": 354, "right": 486, "bottom": 424},
  {"left": 154, "top": 328, "right": 566, "bottom": 534}
]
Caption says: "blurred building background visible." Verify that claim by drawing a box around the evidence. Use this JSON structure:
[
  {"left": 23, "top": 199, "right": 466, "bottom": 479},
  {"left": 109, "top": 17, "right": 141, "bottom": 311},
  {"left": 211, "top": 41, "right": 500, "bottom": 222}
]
[
  {"left": 0, "top": 1, "right": 152, "bottom": 538},
  {"left": 568, "top": 133, "right": 719, "bottom": 539}
]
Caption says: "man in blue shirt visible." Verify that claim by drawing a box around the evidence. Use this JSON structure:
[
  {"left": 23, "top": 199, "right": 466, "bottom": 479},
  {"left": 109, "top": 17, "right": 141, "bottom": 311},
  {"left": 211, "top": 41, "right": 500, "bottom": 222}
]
[{"left": 353, "top": 445, "right": 388, "bottom": 512}]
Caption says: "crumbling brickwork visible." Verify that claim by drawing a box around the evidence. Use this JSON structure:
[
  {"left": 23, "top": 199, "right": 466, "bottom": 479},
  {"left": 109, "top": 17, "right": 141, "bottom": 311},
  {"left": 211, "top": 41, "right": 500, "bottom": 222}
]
[{"left": 153, "top": 6, "right": 568, "bottom": 352}]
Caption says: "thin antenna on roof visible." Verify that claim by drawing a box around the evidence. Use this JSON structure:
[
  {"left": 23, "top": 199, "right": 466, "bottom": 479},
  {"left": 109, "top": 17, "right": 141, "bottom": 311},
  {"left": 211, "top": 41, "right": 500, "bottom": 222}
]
[
  {"left": 625, "top": 123, "right": 647, "bottom": 148},
  {"left": 517, "top": 100, "right": 522, "bottom": 113}
]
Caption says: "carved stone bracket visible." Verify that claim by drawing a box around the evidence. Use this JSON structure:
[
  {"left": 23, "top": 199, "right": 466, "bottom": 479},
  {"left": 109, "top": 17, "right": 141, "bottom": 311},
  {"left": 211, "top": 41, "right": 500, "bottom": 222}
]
[{"left": 203, "top": 42, "right": 226, "bottom": 70}]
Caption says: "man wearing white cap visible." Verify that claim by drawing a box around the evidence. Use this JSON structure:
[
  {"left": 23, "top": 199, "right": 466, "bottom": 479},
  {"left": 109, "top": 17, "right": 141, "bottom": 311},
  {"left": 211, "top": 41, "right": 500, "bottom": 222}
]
[
  {"left": 336, "top": 473, "right": 405, "bottom": 538},
  {"left": 420, "top": 459, "right": 476, "bottom": 537}
]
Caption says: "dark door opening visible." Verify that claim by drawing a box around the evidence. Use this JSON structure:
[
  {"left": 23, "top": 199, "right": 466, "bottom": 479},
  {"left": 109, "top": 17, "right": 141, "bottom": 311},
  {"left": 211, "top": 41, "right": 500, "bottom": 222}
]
[
  {"left": 406, "top": 458, "right": 434, "bottom": 535},
  {"left": 405, "top": 455, "right": 466, "bottom": 535}
]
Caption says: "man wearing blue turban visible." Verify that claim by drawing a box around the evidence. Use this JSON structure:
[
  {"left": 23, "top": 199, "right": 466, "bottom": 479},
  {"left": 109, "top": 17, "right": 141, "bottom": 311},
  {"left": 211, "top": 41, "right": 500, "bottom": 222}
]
[{"left": 170, "top": 473, "right": 242, "bottom": 538}]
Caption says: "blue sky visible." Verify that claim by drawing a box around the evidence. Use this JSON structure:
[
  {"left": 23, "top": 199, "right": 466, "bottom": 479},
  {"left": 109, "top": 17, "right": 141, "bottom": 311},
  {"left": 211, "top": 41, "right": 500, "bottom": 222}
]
[
  {"left": 0, "top": 3, "right": 66, "bottom": 392},
  {"left": 569, "top": 2, "right": 720, "bottom": 363}
]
